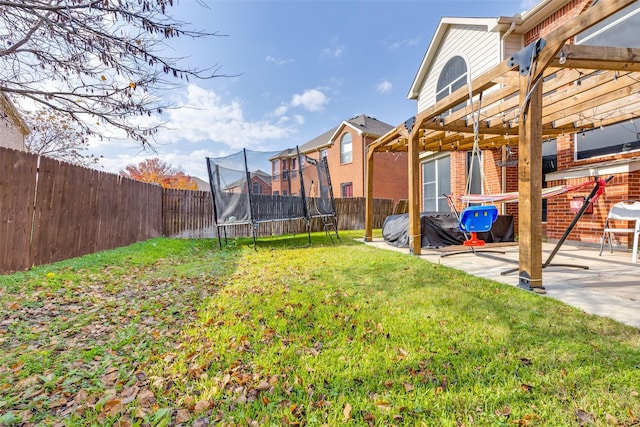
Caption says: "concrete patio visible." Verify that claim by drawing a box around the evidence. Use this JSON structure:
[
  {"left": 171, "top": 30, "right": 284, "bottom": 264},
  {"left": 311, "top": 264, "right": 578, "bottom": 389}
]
[{"left": 364, "top": 238, "right": 640, "bottom": 329}]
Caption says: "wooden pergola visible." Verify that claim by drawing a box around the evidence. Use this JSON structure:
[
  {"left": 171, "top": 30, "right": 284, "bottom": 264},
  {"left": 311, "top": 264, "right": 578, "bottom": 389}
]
[{"left": 364, "top": 0, "right": 640, "bottom": 289}]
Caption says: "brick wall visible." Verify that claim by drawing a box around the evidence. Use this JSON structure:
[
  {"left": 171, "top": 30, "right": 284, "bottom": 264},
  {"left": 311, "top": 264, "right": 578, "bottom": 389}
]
[
  {"left": 372, "top": 151, "right": 408, "bottom": 203},
  {"left": 326, "top": 128, "right": 361, "bottom": 198},
  {"left": 524, "top": 0, "right": 592, "bottom": 45}
]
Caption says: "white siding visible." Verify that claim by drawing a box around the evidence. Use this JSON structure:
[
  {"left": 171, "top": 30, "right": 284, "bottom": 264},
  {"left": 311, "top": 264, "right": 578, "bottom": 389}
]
[
  {"left": 416, "top": 25, "right": 501, "bottom": 113},
  {"left": 0, "top": 114, "right": 25, "bottom": 151},
  {"left": 503, "top": 34, "right": 523, "bottom": 60}
]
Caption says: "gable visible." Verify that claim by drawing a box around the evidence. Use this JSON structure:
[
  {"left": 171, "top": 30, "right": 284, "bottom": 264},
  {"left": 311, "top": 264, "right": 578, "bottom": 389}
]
[{"left": 413, "top": 23, "right": 502, "bottom": 113}]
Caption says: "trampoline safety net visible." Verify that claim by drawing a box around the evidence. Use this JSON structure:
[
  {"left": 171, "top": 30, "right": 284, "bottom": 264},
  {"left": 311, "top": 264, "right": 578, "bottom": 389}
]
[{"left": 206, "top": 147, "right": 338, "bottom": 246}]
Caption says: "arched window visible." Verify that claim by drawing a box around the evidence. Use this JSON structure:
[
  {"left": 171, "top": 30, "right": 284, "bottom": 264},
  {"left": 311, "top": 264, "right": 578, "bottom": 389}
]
[
  {"left": 340, "top": 133, "right": 353, "bottom": 164},
  {"left": 436, "top": 56, "right": 468, "bottom": 115}
]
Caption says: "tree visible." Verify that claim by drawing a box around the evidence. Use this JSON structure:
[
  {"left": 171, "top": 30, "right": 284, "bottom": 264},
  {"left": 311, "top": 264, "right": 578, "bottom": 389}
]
[
  {"left": 120, "top": 158, "right": 197, "bottom": 190},
  {"left": 0, "top": 0, "right": 225, "bottom": 146},
  {"left": 24, "top": 109, "right": 100, "bottom": 167}
]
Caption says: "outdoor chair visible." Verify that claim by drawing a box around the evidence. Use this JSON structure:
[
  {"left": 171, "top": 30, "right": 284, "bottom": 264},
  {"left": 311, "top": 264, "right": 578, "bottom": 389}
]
[{"left": 599, "top": 200, "right": 640, "bottom": 263}]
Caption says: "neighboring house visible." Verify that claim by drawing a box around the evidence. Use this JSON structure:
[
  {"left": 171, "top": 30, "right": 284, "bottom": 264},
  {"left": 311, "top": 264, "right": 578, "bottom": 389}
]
[
  {"left": 271, "top": 114, "right": 408, "bottom": 203},
  {"left": 223, "top": 170, "right": 272, "bottom": 195},
  {"left": 409, "top": 0, "right": 640, "bottom": 245},
  {"left": 0, "top": 92, "right": 29, "bottom": 151},
  {"left": 189, "top": 176, "right": 211, "bottom": 191}
]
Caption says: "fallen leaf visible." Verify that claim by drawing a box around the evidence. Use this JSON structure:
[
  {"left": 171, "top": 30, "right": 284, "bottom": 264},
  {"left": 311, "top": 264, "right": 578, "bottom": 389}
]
[
  {"left": 137, "top": 388, "right": 156, "bottom": 406},
  {"left": 403, "top": 382, "right": 414, "bottom": 392},
  {"left": 495, "top": 406, "right": 511, "bottom": 417},
  {"left": 343, "top": 402, "right": 352, "bottom": 420},
  {"left": 605, "top": 413, "right": 619, "bottom": 425},
  {"left": 575, "top": 409, "right": 595, "bottom": 426},
  {"left": 193, "top": 418, "right": 210, "bottom": 427},
  {"left": 194, "top": 400, "right": 211, "bottom": 413},
  {"left": 375, "top": 400, "right": 392, "bottom": 411},
  {"left": 175, "top": 409, "right": 191, "bottom": 423},
  {"left": 102, "top": 398, "right": 124, "bottom": 417},
  {"left": 255, "top": 380, "right": 271, "bottom": 391}
]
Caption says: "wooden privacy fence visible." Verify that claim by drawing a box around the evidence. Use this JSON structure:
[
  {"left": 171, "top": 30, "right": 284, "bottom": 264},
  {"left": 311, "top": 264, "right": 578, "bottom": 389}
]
[
  {"left": 164, "top": 194, "right": 397, "bottom": 239},
  {"left": 2, "top": 146, "right": 401, "bottom": 273},
  {"left": 1, "top": 147, "right": 162, "bottom": 274}
]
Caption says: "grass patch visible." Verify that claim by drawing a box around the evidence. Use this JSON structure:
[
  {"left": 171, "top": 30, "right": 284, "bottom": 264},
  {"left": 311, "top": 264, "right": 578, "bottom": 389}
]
[{"left": 0, "top": 232, "right": 639, "bottom": 426}]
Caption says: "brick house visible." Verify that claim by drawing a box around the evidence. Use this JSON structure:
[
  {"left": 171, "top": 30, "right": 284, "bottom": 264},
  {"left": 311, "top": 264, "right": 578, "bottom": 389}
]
[
  {"left": 406, "top": 0, "right": 640, "bottom": 246},
  {"left": 0, "top": 92, "right": 29, "bottom": 151},
  {"left": 224, "top": 170, "right": 272, "bottom": 195},
  {"left": 271, "top": 114, "right": 408, "bottom": 204}
]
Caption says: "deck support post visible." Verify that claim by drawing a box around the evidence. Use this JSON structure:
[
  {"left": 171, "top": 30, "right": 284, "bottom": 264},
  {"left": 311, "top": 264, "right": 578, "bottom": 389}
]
[
  {"left": 518, "top": 75, "right": 544, "bottom": 291},
  {"left": 364, "top": 148, "right": 375, "bottom": 242},
  {"left": 408, "top": 134, "right": 421, "bottom": 255}
]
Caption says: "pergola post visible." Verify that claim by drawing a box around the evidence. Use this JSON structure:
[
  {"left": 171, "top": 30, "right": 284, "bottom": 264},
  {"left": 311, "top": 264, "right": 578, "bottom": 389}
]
[
  {"left": 408, "top": 134, "right": 421, "bottom": 255},
  {"left": 364, "top": 148, "right": 374, "bottom": 242},
  {"left": 518, "top": 75, "right": 544, "bottom": 291}
]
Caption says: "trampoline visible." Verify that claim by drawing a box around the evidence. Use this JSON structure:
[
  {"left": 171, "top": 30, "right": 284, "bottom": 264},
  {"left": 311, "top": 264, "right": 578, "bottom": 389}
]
[{"left": 206, "top": 147, "right": 339, "bottom": 248}]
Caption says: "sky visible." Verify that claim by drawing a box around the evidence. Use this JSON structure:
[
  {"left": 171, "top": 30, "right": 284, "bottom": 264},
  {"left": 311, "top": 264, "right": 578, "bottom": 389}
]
[{"left": 91, "top": 0, "right": 539, "bottom": 181}]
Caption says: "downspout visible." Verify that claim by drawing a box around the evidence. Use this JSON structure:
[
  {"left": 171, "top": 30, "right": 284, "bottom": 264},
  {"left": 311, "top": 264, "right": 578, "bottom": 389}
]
[{"left": 500, "top": 19, "right": 517, "bottom": 214}]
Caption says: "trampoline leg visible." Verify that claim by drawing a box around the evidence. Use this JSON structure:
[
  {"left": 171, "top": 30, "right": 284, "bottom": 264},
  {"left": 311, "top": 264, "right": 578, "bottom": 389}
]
[{"left": 252, "top": 223, "right": 258, "bottom": 251}]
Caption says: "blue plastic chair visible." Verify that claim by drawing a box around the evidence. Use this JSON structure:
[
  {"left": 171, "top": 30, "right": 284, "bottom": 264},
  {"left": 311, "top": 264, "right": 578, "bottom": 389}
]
[{"left": 459, "top": 205, "right": 498, "bottom": 246}]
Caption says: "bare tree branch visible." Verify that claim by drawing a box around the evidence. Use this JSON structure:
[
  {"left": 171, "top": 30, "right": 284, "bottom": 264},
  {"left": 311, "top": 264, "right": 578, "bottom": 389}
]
[{"left": 0, "top": 0, "right": 229, "bottom": 147}]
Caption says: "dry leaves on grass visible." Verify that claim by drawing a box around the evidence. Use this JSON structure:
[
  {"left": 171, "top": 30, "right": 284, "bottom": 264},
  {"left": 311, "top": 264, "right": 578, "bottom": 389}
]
[{"left": 0, "top": 264, "right": 219, "bottom": 424}]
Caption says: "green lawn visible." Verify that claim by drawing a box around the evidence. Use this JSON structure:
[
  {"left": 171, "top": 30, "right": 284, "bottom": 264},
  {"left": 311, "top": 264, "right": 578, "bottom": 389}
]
[{"left": 1, "top": 232, "right": 639, "bottom": 426}]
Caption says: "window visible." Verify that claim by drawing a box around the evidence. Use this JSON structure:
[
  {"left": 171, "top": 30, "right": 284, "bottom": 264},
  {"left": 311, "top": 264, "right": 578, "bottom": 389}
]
[
  {"left": 435, "top": 56, "right": 468, "bottom": 115},
  {"left": 340, "top": 133, "right": 353, "bottom": 164},
  {"left": 272, "top": 159, "right": 280, "bottom": 181},
  {"left": 341, "top": 182, "right": 353, "bottom": 198},
  {"left": 576, "top": 119, "right": 640, "bottom": 160},
  {"left": 252, "top": 182, "right": 262, "bottom": 194},
  {"left": 292, "top": 157, "right": 297, "bottom": 170},
  {"left": 572, "top": 5, "right": 640, "bottom": 161},
  {"left": 575, "top": 3, "right": 640, "bottom": 48},
  {"left": 422, "top": 155, "right": 451, "bottom": 212}
]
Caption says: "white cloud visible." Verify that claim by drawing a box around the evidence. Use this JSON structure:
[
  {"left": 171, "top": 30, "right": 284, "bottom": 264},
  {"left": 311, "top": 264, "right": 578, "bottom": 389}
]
[
  {"left": 386, "top": 36, "right": 422, "bottom": 51},
  {"left": 322, "top": 45, "right": 345, "bottom": 58},
  {"left": 90, "top": 84, "right": 300, "bottom": 179},
  {"left": 265, "top": 55, "right": 295, "bottom": 65},
  {"left": 160, "top": 85, "right": 295, "bottom": 149},
  {"left": 376, "top": 80, "right": 393, "bottom": 94},
  {"left": 322, "top": 37, "right": 346, "bottom": 59},
  {"left": 274, "top": 105, "right": 288, "bottom": 116},
  {"left": 291, "top": 89, "right": 329, "bottom": 112}
]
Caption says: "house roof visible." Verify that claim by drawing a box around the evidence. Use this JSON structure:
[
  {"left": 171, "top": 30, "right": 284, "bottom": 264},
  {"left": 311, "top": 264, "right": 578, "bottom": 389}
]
[
  {"left": 298, "top": 126, "right": 338, "bottom": 153},
  {"left": 223, "top": 170, "right": 272, "bottom": 191},
  {"left": 0, "top": 92, "right": 29, "bottom": 136},
  {"left": 341, "top": 114, "right": 395, "bottom": 138},
  {"left": 407, "top": 17, "right": 500, "bottom": 100},
  {"left": 190, "top": 176, "right": 211, "bottom": 191},
  {"left": 295, "top": 114, "right": 393, "bottom": 154}
]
